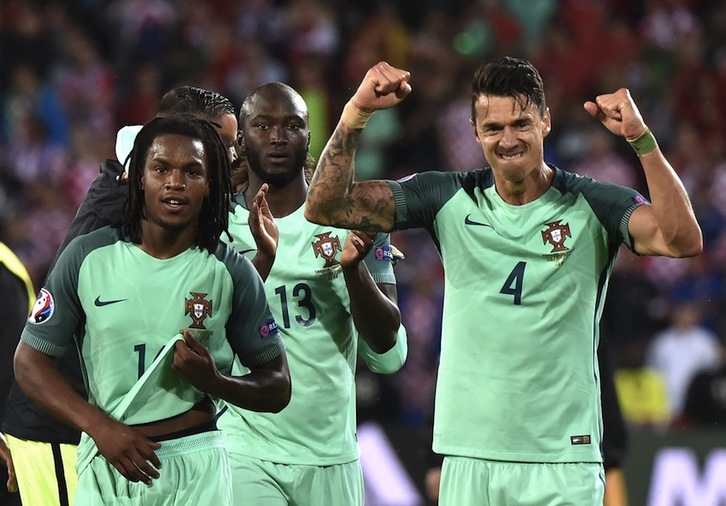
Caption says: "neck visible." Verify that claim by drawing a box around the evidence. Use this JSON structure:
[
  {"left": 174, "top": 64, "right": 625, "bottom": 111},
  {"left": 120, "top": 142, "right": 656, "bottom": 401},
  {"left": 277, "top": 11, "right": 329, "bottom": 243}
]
[
  {"left": 246, "top": 172, "right": 308, "bottom": 218},
  {"left": 496, "top": 163, "right": 554, "bottom": 205},
  {"left": 138, "top": 220, "right": 197, "bottom": 258}
]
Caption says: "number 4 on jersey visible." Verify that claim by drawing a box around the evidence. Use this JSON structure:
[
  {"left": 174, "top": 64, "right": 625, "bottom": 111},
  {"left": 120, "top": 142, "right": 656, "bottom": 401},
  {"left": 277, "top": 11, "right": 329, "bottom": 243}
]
[{"left": 500, "top": 261, "right": 526, "bottom": 305}]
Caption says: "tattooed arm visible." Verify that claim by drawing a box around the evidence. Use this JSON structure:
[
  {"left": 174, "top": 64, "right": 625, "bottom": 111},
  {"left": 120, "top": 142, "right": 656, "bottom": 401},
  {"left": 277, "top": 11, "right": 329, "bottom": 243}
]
[{"left": 304, "top": 62, "right": 412, "bottom": 232}]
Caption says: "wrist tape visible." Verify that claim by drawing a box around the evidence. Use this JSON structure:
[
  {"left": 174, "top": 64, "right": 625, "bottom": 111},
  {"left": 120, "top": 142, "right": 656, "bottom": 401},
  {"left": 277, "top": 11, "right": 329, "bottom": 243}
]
[
  {"left": 341, "top": 101, "right": 373, "bottom": 129},
  {"left": 627, "top": 128, "right": 658, "bottom": 156}
]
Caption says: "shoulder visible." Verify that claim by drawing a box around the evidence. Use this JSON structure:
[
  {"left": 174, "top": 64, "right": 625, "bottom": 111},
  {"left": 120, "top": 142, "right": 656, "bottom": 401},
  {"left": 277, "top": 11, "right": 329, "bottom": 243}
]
[
  {"left": 61, "top": 226, "right": 125, "bottom": 263},
  {"left": 212, "top": 241, "right": 255, "bottom": 275},
  {"left": 552, "top": 166, "right": 644, "bottom": 203},
  {"left": 67, "top": 226, "right": 124, "bottom": 252},
  {"left": 391, "top": 168, "right": 490, "bottom": 212},
  {"left": 394, "top": 168, "right": 490, "bottom": 189}
]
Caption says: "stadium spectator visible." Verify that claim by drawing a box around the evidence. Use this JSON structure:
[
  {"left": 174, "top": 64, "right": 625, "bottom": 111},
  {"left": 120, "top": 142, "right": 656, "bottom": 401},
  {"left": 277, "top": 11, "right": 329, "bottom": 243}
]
[{"left": 646, "top": 299, "right": 721, "bottom": 421}]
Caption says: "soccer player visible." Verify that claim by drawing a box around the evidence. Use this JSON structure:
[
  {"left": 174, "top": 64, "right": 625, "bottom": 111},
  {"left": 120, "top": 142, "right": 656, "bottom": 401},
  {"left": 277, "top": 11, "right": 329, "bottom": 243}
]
[
  {"left": 1, "top": 85, "right": 276, "bottom": 506},
  {"left": 304, "top": 59, "right": 702, "bottom": 505},
  {"left": 53, "top": 85, "right": 240, "bottom": 256},
  {"left": 13, "top": 115, "right": 291, "bottom": 505},
  {"left": 423, "top": 341, "right": 631, "bottom": 506},
  {"left": 216, "top": 82, "right": 407, "bottom": 505}
]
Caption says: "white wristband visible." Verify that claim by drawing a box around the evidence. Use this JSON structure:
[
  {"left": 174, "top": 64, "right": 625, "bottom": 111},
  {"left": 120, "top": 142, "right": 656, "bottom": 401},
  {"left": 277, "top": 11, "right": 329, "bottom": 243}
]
[{"left": 341, "top": 101, "right": 373, "bottom": 129}]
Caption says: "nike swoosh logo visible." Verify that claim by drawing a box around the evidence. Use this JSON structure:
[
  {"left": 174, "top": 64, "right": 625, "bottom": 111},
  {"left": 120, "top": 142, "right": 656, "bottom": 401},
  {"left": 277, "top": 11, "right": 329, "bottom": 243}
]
[
  {"left": 94, "top": 296, "right": 127, "bottom": 307},
  {"left": 237, "top": 248, "right": 256, "bottom": 255},
  {"left": 464, "top": 214, "right": 493, "bottom": 228}
]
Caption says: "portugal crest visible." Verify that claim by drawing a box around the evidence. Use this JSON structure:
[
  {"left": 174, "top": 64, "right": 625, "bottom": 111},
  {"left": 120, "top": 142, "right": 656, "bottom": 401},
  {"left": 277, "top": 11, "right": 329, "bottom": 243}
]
[
  {"left": 312, "top": 232, "right": 343, "bottom": 279},
  {"left": 541, "top": 220, "right": 572, "bottom": 266},
  {"left": 185, "top": 292, "right": 213, "bottom": 329},
  {"left": 541, "top": 220, "right": 571, "bottom": 253},
  {"left": 312, "top": 232, "right": 342, "bottom": 268}
]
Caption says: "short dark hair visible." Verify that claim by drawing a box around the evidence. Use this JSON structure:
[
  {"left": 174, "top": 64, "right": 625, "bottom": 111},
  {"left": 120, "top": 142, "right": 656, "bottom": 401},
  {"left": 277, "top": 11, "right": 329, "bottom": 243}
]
[
  {"left": 122, "top": 114, "right": 233, "bottom": 253},
  {"left": 237, "top": 82, "right": 305, "bottom": 127},
  {"left": 157, "top": 86, "right": 235, "bottom": 119},
  {"left": 470, "top": 57, "right": 547, "bottom": 121}
]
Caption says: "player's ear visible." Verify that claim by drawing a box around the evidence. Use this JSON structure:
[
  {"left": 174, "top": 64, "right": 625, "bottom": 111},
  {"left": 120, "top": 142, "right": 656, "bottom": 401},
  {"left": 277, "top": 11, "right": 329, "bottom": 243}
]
[{"left": 542, "top": 108, "right": 552, "bottom": 138}]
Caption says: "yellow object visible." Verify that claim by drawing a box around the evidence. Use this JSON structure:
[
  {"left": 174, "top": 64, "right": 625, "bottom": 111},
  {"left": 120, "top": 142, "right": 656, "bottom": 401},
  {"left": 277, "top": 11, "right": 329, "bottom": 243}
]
[
  {"left": 4, "top": 434, "right": 78, "bottom": 506},
  {"left": 0, "top": 242, "right": 34, "bottom": 311},
  {"left": 615, "top": 368, "right": 670, "bottom": 425}
]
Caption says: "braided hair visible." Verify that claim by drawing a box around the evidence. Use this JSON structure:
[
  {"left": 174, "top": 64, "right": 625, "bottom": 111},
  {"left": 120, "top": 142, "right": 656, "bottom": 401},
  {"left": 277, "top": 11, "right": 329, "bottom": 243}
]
[
  {"left": 157, "top": 86, "right": 235, "bottom": 119},
  {"left": 122, "top": 114, "right": 233, "bottom": 253}
]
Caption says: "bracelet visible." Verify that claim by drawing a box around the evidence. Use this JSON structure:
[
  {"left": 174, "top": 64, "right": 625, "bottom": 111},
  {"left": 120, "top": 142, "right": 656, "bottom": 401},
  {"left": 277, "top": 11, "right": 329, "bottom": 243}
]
[
  {"left": 627, "top": 128, "right": 658, "bottom": 157},
  {"left": 340, "top": 101, "right": 373, "bottom": 129}
]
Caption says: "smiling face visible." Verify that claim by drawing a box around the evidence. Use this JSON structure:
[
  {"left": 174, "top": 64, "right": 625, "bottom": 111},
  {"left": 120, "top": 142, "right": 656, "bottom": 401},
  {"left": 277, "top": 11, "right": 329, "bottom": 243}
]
[
  {"left": 141, "top": 133, "right": 209, "bottom": 238},
  {"left": 240, "top": 84, "right": 310, "bottom": 187},
  {"left": 472, "top": 93, "right": 551, "bottom": 185}
]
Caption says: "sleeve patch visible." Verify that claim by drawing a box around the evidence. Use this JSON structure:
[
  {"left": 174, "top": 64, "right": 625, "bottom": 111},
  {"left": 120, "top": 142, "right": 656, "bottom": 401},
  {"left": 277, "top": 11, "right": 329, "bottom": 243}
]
[
  {"left": 28, "top": 288, "right": 54, "bottom": 324},
  {"left": 259, "top": 318, "right": 279, "bottom": 338},
  {"left": 375, "top": 246, "right": 393, "bottom": 261}
]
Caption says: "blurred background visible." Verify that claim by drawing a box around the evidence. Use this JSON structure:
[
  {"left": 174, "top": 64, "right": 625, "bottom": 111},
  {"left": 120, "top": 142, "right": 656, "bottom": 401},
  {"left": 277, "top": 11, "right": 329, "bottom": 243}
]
[{"left": 1, "top": 0, "right": 725, "bottom": 504}]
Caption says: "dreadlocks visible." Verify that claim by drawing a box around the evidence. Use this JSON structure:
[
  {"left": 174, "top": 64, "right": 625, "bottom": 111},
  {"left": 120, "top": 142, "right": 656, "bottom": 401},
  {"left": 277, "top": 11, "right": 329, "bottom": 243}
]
[{"left": 122, "top": 114, "right": 233, "bottom": 254}]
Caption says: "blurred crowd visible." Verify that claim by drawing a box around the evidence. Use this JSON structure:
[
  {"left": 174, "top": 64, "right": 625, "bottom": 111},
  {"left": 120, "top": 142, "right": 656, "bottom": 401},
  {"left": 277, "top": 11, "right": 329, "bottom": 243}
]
[{"left": 1, "top": 0, "right": 726, "bottom": 436}]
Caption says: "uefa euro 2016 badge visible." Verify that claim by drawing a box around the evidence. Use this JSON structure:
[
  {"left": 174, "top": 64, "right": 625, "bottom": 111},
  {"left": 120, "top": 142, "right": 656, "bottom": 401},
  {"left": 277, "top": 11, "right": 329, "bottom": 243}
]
[
  {"left": 29, "top": 288, "right": 54, "bottom": 324},
  {"left": 312, "top": 231, "right": 343, "bottom": 279},
  {"left": 541, "top": 220, "right": 572, "bottom": 266}
]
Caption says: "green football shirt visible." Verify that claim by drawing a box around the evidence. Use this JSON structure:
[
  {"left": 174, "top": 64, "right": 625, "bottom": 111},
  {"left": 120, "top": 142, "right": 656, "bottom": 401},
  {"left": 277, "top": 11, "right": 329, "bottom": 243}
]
[
  {"left": 390, "top": 166, "right": 645, "bottom": 463},
  {"left": 218, "top": 196, "right": 406, "bottom": 466},
  {"left": 21, "top": 226, "right": 283, "bottom": 424}
]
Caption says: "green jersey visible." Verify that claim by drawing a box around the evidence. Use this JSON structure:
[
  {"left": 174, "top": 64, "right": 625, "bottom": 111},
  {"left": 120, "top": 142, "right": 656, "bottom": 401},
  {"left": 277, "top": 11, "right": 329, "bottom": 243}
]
[
  {"left": 218, "top": 196, "right": 407, "bottom": 466},
  {"left": 21, "top": 226, "right": 283, "bottom": 424},
  {"left": 390, "top": 166, "right": 645, "bottom": 463}
]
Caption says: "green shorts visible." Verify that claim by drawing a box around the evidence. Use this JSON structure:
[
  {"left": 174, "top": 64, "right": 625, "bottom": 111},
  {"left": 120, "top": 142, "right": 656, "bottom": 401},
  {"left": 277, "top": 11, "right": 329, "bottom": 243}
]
[
  {"left": 4, "top": 434, "right": 78, "bottom": 506},
  {"left": 75, "top": 430, "right": 232, "bottom": 505},
  {"left": 228, "top": 453, "right": 364, "bottom": 506},
  {"left": 440, "top": 456, "right": 605, "bottom": 506}
]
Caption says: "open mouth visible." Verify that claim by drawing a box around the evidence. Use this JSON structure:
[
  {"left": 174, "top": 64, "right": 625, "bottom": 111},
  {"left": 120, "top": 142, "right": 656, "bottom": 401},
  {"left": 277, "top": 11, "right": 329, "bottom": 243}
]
[
  {"left": 162, "top": 197, "right": 187, "bottom": 210},
  {"left": 500, "top": 151, "right": 524, "bottom": 160}
]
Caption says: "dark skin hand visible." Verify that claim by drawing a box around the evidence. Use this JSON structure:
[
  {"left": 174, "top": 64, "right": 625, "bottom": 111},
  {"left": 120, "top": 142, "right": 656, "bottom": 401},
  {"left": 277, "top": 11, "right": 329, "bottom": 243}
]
[
  {"left": 339, "top": 229, "right": 375, "bottom": 267},
  {"left": 249, "top": 183, "right": 278, "bottom": 280},
  {"left": 173, "top": 329, "right": 291, "bottom": 413},
  {"left": 172, "top": 329, "right": 221, "bottom": 393},
  {"left": 340, "top": 230, "right": 401, "bottom": 354},
  {"left": 16, "top": 328, "right": 289, "bottom": 486},
  {"left": 13, "top": 342, "right": 162, "bottom": 485},
  {"left": 90, "top": 417, "right": 163, "bottom": 484}
]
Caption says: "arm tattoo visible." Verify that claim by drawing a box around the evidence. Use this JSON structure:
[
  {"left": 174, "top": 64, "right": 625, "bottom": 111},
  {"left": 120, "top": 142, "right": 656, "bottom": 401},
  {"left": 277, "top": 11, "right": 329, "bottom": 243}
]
[{"left": 308, "top": 124, "right": 395, "bottom": 231}]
